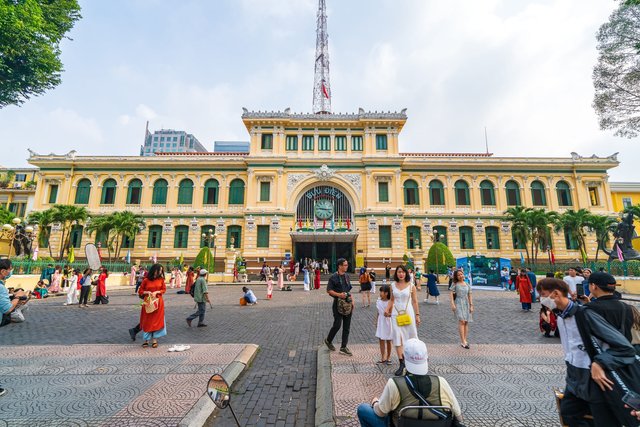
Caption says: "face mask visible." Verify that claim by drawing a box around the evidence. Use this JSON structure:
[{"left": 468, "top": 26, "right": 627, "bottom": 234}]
[
  {"left": 541, "top": 296, "right": 556, "bottom": 310},
  {"left": 2, "top": 269, "right": 13, "bottom": 280}
]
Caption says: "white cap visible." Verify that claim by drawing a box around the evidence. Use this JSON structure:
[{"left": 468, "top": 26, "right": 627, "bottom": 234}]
[
  {"left": 200, "top": 269, "right": 208, "bottom": 276},
  {"left": 403, "top": 338, "right": 429, "bottom": 375}
]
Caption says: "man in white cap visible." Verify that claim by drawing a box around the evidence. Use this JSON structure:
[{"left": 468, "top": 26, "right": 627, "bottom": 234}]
[
  {"left": 186, "top": 269, "right": 210, "bottom": 327},
  {"left": 357, "top": 338, "right": 464, "bottom": 426}
]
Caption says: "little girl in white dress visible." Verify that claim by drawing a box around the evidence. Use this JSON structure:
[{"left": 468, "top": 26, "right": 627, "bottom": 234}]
[{"left": 375, "top": 285, "right": 393, "bottom": 364}]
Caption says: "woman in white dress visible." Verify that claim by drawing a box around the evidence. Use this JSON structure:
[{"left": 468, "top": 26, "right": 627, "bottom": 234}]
[{"left": 385, "top": 265, "right": 421, "bottom": 376}]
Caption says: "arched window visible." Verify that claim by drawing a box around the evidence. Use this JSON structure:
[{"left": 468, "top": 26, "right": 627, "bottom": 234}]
[
  {"left": 229, "top": 179, "right": 245, "bottom": 205},
  {"left": 403, "top": 179, "right": 419, "bottom": 205},
  {"left": 200, "top": 225, "right": 216, "bottom": 248},
  {"left": 429, "top": 180, "right": 445, "bottom": 206},
  {"left": 512, "top": 229, "right": 526, "bottom": 249},
  {"left": 75, "top": 179, "right": 91, "bottom": 204},
  {"left": 454, "top": 180, "right": 470, "bottom": 206},
  {"left": 564, "top": 227, "right": 579, "bottom": 250},
  {"left": 227, "top": 225, "right": 242, "bottom": 248},
  {"left": 147, "top": 225, "right": 163, "bottom": 248},
  {"left": 530, "top": 180, "right": 546, "bottom": 206},
  {"left": 174, "top": 225, "right": 189, "bottom": 248},
  {"left": 434, "top": 226, "right": 447, "bottom": 245},
  {"left": 100, "top": 179, "right": 117, "bottom": 205},
  {"left": 556, "top": 181, "right": 573, "bottom": 207},
  {"left": 479, "top": 180, "right": 495, "bottom": 206},
  {"left": 505, "top": 180, "right": 521, "bottom": 206},
  {"left": 177, "top": 179, "right": 194, "bottom": 205},
  {"left": 203, "top": 179, "right": 219, "bottom": 205},
  {"left": 152, "top": 179, "right": 168, "bottom": 205},
  {"left": 70, "top": 225, "right": 83, "bottom": 248},
  {"left": 485, "top": 226, "right": 500, "bottom": 249},
  {"left": 126, "top": 179, "right": 143, "bottom": 205},
  {"left": 406, "top": 226, "right": 421, "bottom": 249},
  {"left": 459, "top": 226, "right": 474, "bottom": 249}
]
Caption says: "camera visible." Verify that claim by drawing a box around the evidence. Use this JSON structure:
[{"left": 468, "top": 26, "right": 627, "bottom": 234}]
[{"left": 344, "top": 292, "right": 352, "bottom": 304}]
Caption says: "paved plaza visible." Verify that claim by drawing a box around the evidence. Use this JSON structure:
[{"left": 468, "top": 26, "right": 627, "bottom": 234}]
[{"left": 0, "top": 282, "right": 568, "bottom": 426}]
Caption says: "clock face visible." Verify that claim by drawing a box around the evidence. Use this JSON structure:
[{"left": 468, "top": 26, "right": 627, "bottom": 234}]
[{"left": 314, "top": 199, "right": 333, "bottom": 220}]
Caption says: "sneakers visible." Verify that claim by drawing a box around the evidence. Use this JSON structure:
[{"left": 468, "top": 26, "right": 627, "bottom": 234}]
[
  {"left": 423, "top": 298, "right": 428, "bottom": 303},
  {"left": 0, "top": 388, "right": 5, "bottom": 397},
  {"left": 186, "top": 319, "right": 192, "bottom": 328},
  {"left": 339, "top": 347, "right": 353, "bottom": 356},
  {"left": 324, "top": 338, "right": 335, "bottom": 352},
  {"left": 197, "top": 323, "right": 208, "bottom": 328},
  {"left": 128, "top": 328, "right": 137, "bottom": 341}
]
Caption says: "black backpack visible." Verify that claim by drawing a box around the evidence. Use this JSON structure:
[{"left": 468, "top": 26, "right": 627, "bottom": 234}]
[{"left": 189, "top": 281, "right": 196, "bottom": 297}]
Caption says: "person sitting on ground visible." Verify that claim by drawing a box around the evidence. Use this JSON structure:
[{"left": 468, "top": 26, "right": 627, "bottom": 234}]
[
  {"left": 357, "top": 338, "right": 464, "bottom": 427},
  {"left": 242, "top": 286, "right": 257, "bottom": 305},
  {"left": 33, "top": 280, "right": 48, "bottom": 299},
  {"left": 539, "top": 305, "right": 559, "bottom": 338}
]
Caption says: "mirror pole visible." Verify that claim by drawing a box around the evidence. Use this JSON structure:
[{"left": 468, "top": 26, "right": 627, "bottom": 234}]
[{"left": 228, "top": 404, "right": 241, "bottom": 427}]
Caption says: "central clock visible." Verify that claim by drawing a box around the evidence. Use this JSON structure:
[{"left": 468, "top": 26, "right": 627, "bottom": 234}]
[{"left": 314, "top": 199, "right": 333, "bottom": 220}]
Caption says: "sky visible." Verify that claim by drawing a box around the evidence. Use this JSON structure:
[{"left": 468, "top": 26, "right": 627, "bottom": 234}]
[{"left": 0, "top": 0, "right": 637, "bottom": 181}]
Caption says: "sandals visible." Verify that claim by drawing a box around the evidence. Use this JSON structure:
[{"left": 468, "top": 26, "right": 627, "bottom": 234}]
[
  {"left": 151, "top": 342, "right": 158, "bottom": 348},
  {"left": 142, "top": 342, "right": 149, "bottom": 348}
]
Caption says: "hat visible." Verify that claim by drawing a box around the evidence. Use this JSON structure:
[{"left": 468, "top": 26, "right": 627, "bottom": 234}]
[
  {"left": 403, "top": 338, "right": 429, "bottom": 375},
  {"left": 588, "top": 272, "right": 617, "bottom": 290},
  {"left": 199, "top": 269, "right": 208, "bottom": 276}
]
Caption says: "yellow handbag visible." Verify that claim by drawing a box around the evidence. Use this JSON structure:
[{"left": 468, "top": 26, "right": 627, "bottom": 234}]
[{"left": 395, "top": 290, "right": 412, "bottom": 326}]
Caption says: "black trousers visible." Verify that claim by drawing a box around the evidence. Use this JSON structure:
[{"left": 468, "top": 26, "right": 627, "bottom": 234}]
[
  {"left": 327, "top": 302, "right": 352, "bottom": 349},
  {"left": 187, "top": 302, "right": 206, "bottom": 325},
  {"left": 93, "top": 295, "right": 108, "bottom": 304},
  {"left": 541, "top": 322, "right": 560, "bottom": 337},
  {"left": 79, "top": 286, "right": 91, "bottom": 305},
  {"left": 560, "top": 390, "right": 623, "bottom": 427}
]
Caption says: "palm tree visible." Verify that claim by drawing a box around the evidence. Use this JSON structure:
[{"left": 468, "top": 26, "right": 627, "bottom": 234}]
[
  {"left": 623, "top": 203, "right": 640, "bottom": 219},
  {"left": 27, "top": 209, "right": 55, "bottom": 258},
  {"left": 0, "top": 206, "right": 16, "bottom": 226},
  {"left": 84, "top": 214, "right": 115, "bottom": 261},
  {"left": 111, "top": 211, "right": 145, "bottom": 259},
  {"left": 554, "top": 209, "right": 592, "bottom": 262},
  {"left": 504, "top": 206, "right": 532, "bottom": 263},
  {"left": 527, "top": 209, "right": 558, "bottom": 264},
  {"left": 586, "top": 214, "right": 618, "bottom": 261},
  {"left": 52, "top": 205, "right": 89, "bottom": 261}
]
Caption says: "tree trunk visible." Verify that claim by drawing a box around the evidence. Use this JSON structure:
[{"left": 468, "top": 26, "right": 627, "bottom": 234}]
[{"left": 58, "top": 228, "right": 68, "bottom": 261}]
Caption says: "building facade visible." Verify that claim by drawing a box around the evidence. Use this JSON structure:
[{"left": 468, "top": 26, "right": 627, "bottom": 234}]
[
  {"left": 214, "top": 141, "right": 250, "bottom": 153},
  {"left": 140, "top": 129, "right": 207, "bottom": 156},
  {"left": 27, "top": 111, "right": 620, "bottom": 272},
  {"left": 0, "top": 167, "right": 38, "bottom": 218},
  {"left": 611, "top": 182, "right": 640, "bottom": 251}
]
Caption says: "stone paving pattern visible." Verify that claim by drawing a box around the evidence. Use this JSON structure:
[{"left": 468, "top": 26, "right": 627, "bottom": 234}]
[
  {"left": 0, "top": 343, "right": 246, "bottom": 426},
  {"left": 330, "top": 343, "right": 565, "bottom": 427},
  {"left": 0, "top": 282, "right": 579, "bottom": 426}
]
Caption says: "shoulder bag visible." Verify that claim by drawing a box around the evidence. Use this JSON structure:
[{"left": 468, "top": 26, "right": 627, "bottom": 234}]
[
  {"left": 335, "top": 275, "right": 352, "bottom": 316},
  {"left": 395, "top": 287, "right": 413, "bottom": 326},
  {"left": 143, "top": 295, "right": 159, "bottom": 314}
]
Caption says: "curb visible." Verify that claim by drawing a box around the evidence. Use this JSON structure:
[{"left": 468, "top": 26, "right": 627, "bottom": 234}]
[
  {"left": 178, "top": 343, "right": 259, "bottom": 427},
  {"left": 315, "top": 346, "right": 336, "bottom": 427}
]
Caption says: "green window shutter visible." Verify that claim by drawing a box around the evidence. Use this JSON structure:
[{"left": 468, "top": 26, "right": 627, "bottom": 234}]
[
  {"left": 257, "top": 225, "right": 270, "bottom": 248},
  {"left": 203, "top": 180, "right": 219, "bottom": 204},
  {"left": 557, "top": 182, "right": 573, "bottom": 206},
  {"left": 122, "top": 234, "right": 135, "bottom": 249},
  {"left": 378, "top": 182, "right": 389, "bottom": 202},
  {"left": 485, "top": 227, "right": 500, "bottom": 249},
  {"left": 75, "top": 179, "right": 91, "bottom": 204},
  {"left": 335, "top": 136, "right": 346, "bottom": 151},
  {"left": 429, "top": 181, "right": 444, "bottom": 205},
  {"left": 261, "top": 134, "right": 273, "bottom": 149},
  {"left": 480, "top": 181, "right": 495, "bottom": 206},
  {"left": 152, "top": 180, "right": 168, "bottom": 204},
  {"left": 101, "top": 179, "right": 117, "bottom": 205},
  {"left": 48, "top": 185, "right": 58, "bottom": 204},
  {"left": 227, "top": 225, "right": 242, "bottom": 248},
  {"left": 286, "top": 135, "right": 298, "bottom": 151},
  {"left": 376, "top": 134, "right": 388, "bottom": 150},
  {"left": 403, "top": 180, "right": 419, "bottom": 205},
  {"left": 70, "top": 225, "right": 83, "bottom": 248},
  {"left": 147, "top": 226, "right": 162, "bottom": 248},
  {"left": 459, "top": 227, "right": 474, "bottom": 249},
  {"left": 505, "top": 181, "right": 521, "bottom": 206},
  {"left": 127, "top": 180, "right": 142, "bottom": 204},
  {"left": 174, "top": 226, "right": 189, "bottom": 248},
  {"left": 406, "top": 226, "right": 421, "bottom": 249},
  {"left": 319, "top": 136, "right": 330, "bottom": 151},
  {"left": 531, "top": 181, "right": 547, "bottom": 206},
  {"left": 178, "top": 180, "right": 194, "bottom": 205},
  {"left": 229, "top": 180, "right": 245, "bottom": 205},
  {"left": 302, "top": 135, "right": 314, "bottom": 151},
  {"left": 260, "top": 182, "right": 270, "bottom": 202},
  {"left": 351, "top": 135, "right": 363, "bottom": 151},
  {"left": 379, "top": 226, "right": 392, "bottom": 248}
]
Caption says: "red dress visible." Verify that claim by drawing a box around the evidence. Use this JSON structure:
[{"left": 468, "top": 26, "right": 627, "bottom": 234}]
[
  {"left": 138, "top": 278, "right": 166, "bottom": 333},
  {"left": 314, "top": 269, "right": 321, "bottom": 289},
  {"left": 516, "top": 275, "right": 532, "bottom": 304},
  {"left": 185, "top": 271, "right": 195, "bottom": 294},
  {"left": 96, "top": 273, "right": 107, "bottom": 297}
]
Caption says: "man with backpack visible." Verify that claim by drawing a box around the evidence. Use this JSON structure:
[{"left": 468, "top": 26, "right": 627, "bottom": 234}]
[{"left": 186, "top": 269, "right": 210, "bottom": 328}]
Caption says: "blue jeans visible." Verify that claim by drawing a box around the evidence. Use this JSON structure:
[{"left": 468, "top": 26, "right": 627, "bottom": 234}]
[
  {"left": 357, "top": 404, "right": 389, "bottom": 427},
  {"left": 521, "top": 302, "right": 531, "bottom": 310},
  {"left": 187, "top": 302, "right": 206, "bottom": 325}
]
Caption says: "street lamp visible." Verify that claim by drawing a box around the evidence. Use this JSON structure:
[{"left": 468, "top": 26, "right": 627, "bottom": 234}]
[
  {"left": 0, "top": 218, "right": 35, "bottom": 258},
  {"left": 201, "top": 229, "right": 217, "bottom": 273}
]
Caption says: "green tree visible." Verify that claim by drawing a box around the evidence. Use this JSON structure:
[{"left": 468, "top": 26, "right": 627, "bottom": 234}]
[
  {"left": 0, "top": 0, "right": 81, "bottom": 107},
  {"left": 527, "top": 209, "right": 558, "bottom": 265},
  {"left": 0, "top": 206, "right": 16, "bottom": 225},
  {"left": 0, "top": 170, "right": 15, "bottom": 188},
  {"left": 586, "top": 214, "right": 618, "bottom": 261},
  {"left": 592, "top": 2, "right": 640, "bottom": 137},
  {"left": 624, "top": 203, "right": 640, "bottom": 219},
  {"left": 52, "top": 204, "right": 88, "bottom": 261},
  {"left": 504, "top": 206, "right": 532, "bottom": 263},
  {"left": 426, "top": 242, "right": 455, "bottom": 274},
  {"left": 84, "top": 214, "right": 115, "bottom": 261},
  {"left": 554, "top": 209, "right": 592, "bottom": 262},
  {"left": 27, "top": 208, "right": 54, "bottom": 258},
  {"left": 193, "top": 247, "right": 215, "bottom": 272},
  {"left": 110, "top": 211, "right": 145, "bottom": 260}
]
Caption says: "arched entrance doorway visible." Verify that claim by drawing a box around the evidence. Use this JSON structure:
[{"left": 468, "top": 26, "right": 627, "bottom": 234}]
[{"left": 291, "top": 185, "right": 357, "bottom": 272}]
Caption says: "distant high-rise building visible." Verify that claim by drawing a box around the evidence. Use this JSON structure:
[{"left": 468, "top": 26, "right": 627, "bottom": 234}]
[
  {"left": 140, "top": 123, "right": 207, "bottom": 156},
  {"left": 214, "top": 141, "right": 250, "bottom": 153}
]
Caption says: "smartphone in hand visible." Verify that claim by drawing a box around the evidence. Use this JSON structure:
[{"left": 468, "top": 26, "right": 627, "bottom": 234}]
[{"left": 622, "top": 390, "right": 640, "bottom": 411}]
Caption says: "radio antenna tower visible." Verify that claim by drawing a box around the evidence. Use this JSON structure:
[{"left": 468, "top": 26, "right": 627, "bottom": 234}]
[{"left": 313, "top": 0, "right": 331, "bottom": 114}]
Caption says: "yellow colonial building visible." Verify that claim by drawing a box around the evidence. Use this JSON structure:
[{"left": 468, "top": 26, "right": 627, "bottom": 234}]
[
  {"left": 611, "top": 182, "right": 640, "bottom": 251},
  {"left": 27, "top": 110, "right": 620, "bottom": 273}
]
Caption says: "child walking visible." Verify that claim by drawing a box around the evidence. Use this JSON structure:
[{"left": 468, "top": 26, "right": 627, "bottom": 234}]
[
  {"left": 375, "top": 285, "right": 393, "bottom": 364},
  {"left": 266, "top": 274, "right": 274, "bottom": 299}
]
